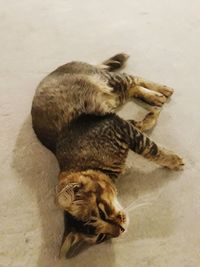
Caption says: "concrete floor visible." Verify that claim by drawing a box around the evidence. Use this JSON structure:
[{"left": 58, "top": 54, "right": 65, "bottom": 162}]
[{"left": 1, "top": 0, "right": 200, "bottom": 266}]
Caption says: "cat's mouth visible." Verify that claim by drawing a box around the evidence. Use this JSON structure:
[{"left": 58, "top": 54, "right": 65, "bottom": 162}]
[
  {"left": 97, "top": 224, "right": 125, "bottom": 242},
  {"left": 66, "top": 211, "right": 125, "bottom": 243}
]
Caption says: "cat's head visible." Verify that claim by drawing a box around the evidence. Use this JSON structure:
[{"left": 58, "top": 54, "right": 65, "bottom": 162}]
[{"left": 56, "top": 170, "right": 128, "bottom": 251}]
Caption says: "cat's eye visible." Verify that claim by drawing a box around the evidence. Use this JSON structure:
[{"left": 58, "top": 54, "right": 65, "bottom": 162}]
[
  {"left": 99, "top": 208, "right": 106, "bottom": 220},
  {"left": 83, "top": 224, "right": 96, "bottom": 235}
]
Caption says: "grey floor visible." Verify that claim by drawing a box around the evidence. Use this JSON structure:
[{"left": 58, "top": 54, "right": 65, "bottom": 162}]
[{"left": 1, "top": 1, "right": 200, "bottom": 266}]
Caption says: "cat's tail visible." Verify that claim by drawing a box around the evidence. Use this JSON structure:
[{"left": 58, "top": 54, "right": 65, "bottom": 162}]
[{"left": 100, "top": 53, "right": 129, "bottom": 71}]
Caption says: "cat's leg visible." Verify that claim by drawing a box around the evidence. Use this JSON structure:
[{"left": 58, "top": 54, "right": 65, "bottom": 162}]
[
  {"left": 132, "top": 76, "right": 174, "bottom": 97},
  {"left": 129, "top": 107, "right": 161, "bottom": 132},
  {"left": 55, "top": 70, "right": 173, "bottom": 126},
  {"left": 128, "top": 76, "right": 174, "bottom": 106},
  {"left": 129, "top": 85, "right": 167, "bottom": 106},
  {"left": 124, "top": 120, "right": 184, "bottom": 170},
  {"left": 104, "top": 72, "right": 173, "bottom": 107}
]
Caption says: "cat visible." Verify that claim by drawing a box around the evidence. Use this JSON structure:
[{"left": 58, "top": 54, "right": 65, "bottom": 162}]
[{"left": 31, "top": 53, "right": 184, "bottom": 254}]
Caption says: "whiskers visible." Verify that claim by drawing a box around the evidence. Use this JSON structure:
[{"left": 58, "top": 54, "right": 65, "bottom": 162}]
[{"left": 125, "top": 191, "right": 163, "bottom": 213}]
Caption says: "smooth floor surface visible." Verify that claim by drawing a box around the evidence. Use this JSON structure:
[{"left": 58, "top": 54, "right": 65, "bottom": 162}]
[{"left": 1, "top": 1, "right": 200, "bottom": 266}]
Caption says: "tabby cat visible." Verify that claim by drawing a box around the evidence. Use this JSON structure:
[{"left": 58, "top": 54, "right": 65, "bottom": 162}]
[{"left": 31, "top": 53, "right": 184, "bottom": 254}]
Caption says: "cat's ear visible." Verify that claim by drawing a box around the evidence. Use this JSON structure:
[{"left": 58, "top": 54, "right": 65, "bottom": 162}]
[
  {"left": 55, "top": 182, "right": 82, "bottom": 210},
  {"left": 59, "top": 231, "right": 84, "bottom": 258}
]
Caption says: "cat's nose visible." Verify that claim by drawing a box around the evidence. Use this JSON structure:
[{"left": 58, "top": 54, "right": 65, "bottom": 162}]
[{"left": 116, "top": 212, "right": 127, "bottom": 224}]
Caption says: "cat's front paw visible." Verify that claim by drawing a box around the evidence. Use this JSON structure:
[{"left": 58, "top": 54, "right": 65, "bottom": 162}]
[{"left": 165, "top": 154, "right": 185, "bottom": 170}]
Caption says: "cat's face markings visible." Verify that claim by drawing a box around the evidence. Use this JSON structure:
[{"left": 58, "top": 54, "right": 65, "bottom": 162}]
[
  {"left": 60, "top": 198, "right": 127, "bottom": 257},
  {"left": 93, "top": 201, "right": 127, "bottom": 244},
  {"left": 98, "top": 203, "right": 107, "bottom": 220},
  {"left": 57, "top": 171, "right": 128, "bottom": 254}
]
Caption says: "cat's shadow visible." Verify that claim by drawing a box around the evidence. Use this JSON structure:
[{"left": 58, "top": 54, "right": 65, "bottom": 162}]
[
  {"left": 12, "top": 116, "right": 116, "bottom": 267},
  {"left": 12, "top": 115, "right": 180, "bottom": 266}
]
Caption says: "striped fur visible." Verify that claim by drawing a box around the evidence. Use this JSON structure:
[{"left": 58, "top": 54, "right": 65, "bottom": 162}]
[{"left": 31, "top": 53, "right": 184, "bottom": 255}]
